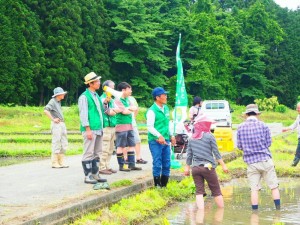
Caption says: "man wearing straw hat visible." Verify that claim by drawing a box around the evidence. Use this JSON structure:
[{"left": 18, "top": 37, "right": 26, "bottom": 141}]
[
  {"left": 78, "top": 72, "right": 107, "bottom": 184},
  {"left": 237, "top": 104, "right": 280, "bottom": 210},
  {"left": 44, "top": 87, "right": 68, "bottom": 169}
]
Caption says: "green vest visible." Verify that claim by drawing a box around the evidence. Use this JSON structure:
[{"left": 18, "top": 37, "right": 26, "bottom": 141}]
[
  {"left": 80, "top": 89, "right": 104, "bottom": 132},
  {"left": 147, "top": 103, "right": 170, "bottom": 141},
  {"left": 100, "top": 93, "right": 116, "bottom": 127},
  {"left": 116, "top": 97, "right": 132, "bottom": 125}
]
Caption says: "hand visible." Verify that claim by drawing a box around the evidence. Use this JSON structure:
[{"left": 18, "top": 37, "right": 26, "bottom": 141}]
[
  {"left": 222, "top": 164, "right": 229, "bottom": 173},
  {"left": 86, "top": 130, "right": 93, "bottom": 140},
  {"left": 184, "top": 165, "right": 190, "bottom": 176},
  {"left": 171, "top": 136, "right": 176, "bottom": 146},
  {"left": 53, "top": 118, "right": 60, "bottom": 123},
  {"left": 157, "top": 136, "right": 167, "bottom": 145},
  {"left": 282, "top": 128, "right": 290, "bottom": 132}
]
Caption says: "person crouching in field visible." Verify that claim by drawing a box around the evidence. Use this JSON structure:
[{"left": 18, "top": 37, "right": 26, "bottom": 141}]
[
  {"left": 184, "top": 114, "right": 228, "bottom": 209},
  {"left": 44, "top": 87, "right": 69, "bottom": 168}
]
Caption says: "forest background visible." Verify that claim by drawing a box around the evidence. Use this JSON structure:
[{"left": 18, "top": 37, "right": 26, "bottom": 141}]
[{"left": 0, "top": 0, "right": 299, "bottom": 108}]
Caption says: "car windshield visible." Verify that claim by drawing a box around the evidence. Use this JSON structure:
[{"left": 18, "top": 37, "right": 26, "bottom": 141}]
[{"left": 205, "top": 102, "right": 225, "bottom": 109}]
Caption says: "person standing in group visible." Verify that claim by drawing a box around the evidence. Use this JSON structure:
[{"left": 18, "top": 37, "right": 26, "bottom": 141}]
[
  {"left": 114, "top": 82, "right": 141, "bottom": 171},
  {"left": 99, "top": 80, "right": 119, "bottom": 175},
  {"left": 44, "top": 87, "right": 69, "bottom": 169},
  {"left": 146, "top": 87, "right": 176, "bottom": 188},
  {"left": 78, "top": 72, "right": 107, "bottom": 184},
  {"left": 283, "top": 102, "right": 300, "bottom": 166},
  {"left": 237, "top": 104, "right": 280, "bottom": 210},
  {"left": 184, "top": 114, "right": 228, "bottom": 209},
  {"left": 189, "top": 96, "right": 202, "bottom": 122},
  {"left": 128, "top": 95, "right": 148, "bottom": 164}
]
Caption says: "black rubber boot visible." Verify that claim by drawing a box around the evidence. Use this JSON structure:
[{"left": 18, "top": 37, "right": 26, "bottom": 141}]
[
  {"left": 117, "top": 153, "right": 130, "bottom": 171},
  {"left": 128, "top": 151, "right": 142, "bottom": 170},
  {"left": 154, "top": 176, "right": 161, "bottom": 188},
  {"left": 161, "top": 175, "right": 169, "bottom": 187},
  {"left": 91, "top": 158, "right": 107, "bottom": 183},
  {"left": 291, "top": 157, "right": 300, "bottom": 167},
  {"left": 82, "top": 161, "right": 97, "bottom": 184}
]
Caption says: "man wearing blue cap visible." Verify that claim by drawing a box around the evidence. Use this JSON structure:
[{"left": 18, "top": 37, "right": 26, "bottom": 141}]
[{"left": 146, "top": 87, "right": 176, "bottom": 188}]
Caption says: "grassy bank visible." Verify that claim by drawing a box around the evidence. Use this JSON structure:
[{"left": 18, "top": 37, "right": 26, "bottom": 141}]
[{"left": 0, "top": 104, "right": 298, "bottom": 133}]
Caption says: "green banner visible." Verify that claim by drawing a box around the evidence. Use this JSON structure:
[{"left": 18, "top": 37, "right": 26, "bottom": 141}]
[{"left": 175, "top": 34, "right": 188, "bottom": 107}]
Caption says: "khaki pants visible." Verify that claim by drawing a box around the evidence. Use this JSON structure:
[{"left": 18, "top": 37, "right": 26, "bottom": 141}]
[
  {"left": 100, "top": 127, "right": 116, "bottom": 170},
  {"left": 51, "top": 122, "right": 68, "bottom": 154},
  {"left": 82, "top": 132, "right": 103, "bottom": 161}
]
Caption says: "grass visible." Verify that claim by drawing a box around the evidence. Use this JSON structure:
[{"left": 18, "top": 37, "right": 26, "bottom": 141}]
[
  {"left": 0, "top": 103, "right": 298, "bottom": 133},
  {"left": 71, "top": 177, "right": 194, "bottom": 225}
]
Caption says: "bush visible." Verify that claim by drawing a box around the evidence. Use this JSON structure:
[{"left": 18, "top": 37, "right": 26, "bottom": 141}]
[
  {"left": 275, "top": 104, "right": 287, "bottom": 113},
  {"left": 254, "top": 96, "right": 279, "bottom": 111}
]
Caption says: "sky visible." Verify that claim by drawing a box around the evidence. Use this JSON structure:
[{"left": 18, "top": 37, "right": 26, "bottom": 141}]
[{"left": 274, "top": 0, "right": 300, "bottom": 10}]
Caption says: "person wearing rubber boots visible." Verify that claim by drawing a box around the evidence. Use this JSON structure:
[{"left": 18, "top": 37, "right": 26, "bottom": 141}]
[
  {"left": 114, "top": 82, "right": 141, "bottom": 172},
  {"left": 146, "top": 87, "right": 176, "bottom": 188},
  {"left": 78, "top": 72, "right": 107, "bottom": 184},
  {"left": 283, "top": 102, "right": 300, "bottom": 166},
  {"left": 44, "top": 87, "right": 69, "bottom": 169},
  {"left": 99, "top": 80, "right": 119, "bottom": 175}
]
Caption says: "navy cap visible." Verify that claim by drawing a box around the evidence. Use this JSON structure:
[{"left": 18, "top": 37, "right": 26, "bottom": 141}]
[{"left": 152, "top": 87, "right": 169, "bottom": 97}]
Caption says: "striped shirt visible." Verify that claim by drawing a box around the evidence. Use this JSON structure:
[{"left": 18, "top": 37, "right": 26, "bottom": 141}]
[
  {"left": 237, "top": 116, "right": 272, "bottom": 164},
  {"left": 186, "top": 133, "right": 222, "bottom": 168}
]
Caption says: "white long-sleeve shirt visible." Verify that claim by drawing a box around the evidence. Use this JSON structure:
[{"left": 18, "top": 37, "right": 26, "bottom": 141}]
[{"left": 289, "top": 115, "right": 300, "bottom": 138}]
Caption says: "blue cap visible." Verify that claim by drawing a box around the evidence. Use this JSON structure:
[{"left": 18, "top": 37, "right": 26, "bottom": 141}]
[{"left": 152, "top": 87, "right": 169, "bottom": 98}]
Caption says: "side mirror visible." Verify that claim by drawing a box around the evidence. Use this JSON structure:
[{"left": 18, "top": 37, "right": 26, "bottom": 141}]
[{"left": 230, "top": 108, "right": 234, "bottom": 113}]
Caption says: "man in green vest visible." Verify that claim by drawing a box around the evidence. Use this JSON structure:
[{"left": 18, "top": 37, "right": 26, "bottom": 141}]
[
  {"left": 99, "top": 80, "right": 119, "bottom": 175},
  {"left": 146, "top": 87, "right": 176, "bottom": 188},
  {"left": 114, "top": 82, "right": 141, "bottom": 171},
  {"left": 78, "top": 72, "right": 107, "bottom": 184}
]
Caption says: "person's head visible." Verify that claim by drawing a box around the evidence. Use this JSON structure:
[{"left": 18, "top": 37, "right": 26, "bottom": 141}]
[
  {"left": 52, "top": 87, "right": 67, "bottom": 101},
  {"left": 102, "top": 80, "right": 115, "bottom": 89},
  {"left": 296, "top": 102, "right": 300, "bottom": 114},
  {"left": 243, "top": 104, "right": 261, "bottom": 117},
  {"left": 193, "top": 96, "right": 202, "bottom": 106},
  {"left": 192, "top": 114, "right": 214, "bottom": 139},
  {"left": 152, "top": 87, "right": 168, "bottom": 105},
  {"left": 117, "top": 82, "right": 132, "bottom": 97},
  {"left": 84, "top": 72, "right": 101, "bottom": 91}
]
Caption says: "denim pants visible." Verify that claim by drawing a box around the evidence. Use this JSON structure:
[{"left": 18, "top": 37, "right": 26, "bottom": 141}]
[
  {"left": 148, "top": 140, "right": 171, "bottom": 177},
  {"left": 296, "top": 138, "right": 300, "bottom": 158}
]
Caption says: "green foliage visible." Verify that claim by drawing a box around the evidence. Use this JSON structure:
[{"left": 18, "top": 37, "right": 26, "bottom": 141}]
[
  {"left": 72, "top": 178, "right": 194, "bottom": 225},
  {"left": 275, "top": 104, "right": 287, "bottom": 113},
  {"left": 110, "top": 179, "right": 133, "bottom": 188},
  {"left": 254, "top": 96, "right": 279, "bottom": 111},
  {"left": 0, "top": 0, "right": 300, "bottom": 109}
]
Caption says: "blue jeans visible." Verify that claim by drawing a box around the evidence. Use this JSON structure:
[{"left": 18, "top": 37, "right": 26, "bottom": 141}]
[{"left": 148, "top": 140, "right": 171, "bottom": 177}]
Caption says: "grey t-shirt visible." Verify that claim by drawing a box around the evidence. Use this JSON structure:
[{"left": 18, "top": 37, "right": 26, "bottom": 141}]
[
  {"left": 186, "top": 132, "right": 222, "bottom": 168},
  {"left": 44, "top": 98, "right": 64, "bottom": 121}
]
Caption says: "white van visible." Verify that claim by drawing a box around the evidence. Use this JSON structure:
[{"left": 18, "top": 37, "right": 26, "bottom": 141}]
[{"left": 200, "top": 100, "right": 233, "bottom": 130}]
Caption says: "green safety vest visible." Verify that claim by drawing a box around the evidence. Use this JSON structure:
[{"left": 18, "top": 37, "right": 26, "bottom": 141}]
[
  {"left": 80, "top": 89, "right": 104, "bottom": 132},
  {"left": 147, "top": 103, "right": 170, "bottom": 141},
  {"left": 116, "top": 97, "right": 132, "bottom": 125},
  {"left": 100, "top": 93, "right": 116, "bottom": 127}
]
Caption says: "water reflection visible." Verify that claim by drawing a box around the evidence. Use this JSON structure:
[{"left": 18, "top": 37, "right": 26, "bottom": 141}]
[{"left": 149, "top": 178, "right": 300, "bottom": 225}]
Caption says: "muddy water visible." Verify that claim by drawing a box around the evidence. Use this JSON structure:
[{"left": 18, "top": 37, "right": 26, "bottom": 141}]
[{"left": 150, "top": 178, "right": 300, "bottom": 225}]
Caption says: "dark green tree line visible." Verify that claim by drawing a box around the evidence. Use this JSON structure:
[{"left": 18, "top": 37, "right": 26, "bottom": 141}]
[{"left": 0, "top": 0, "right": 299, "bottom": 107}]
